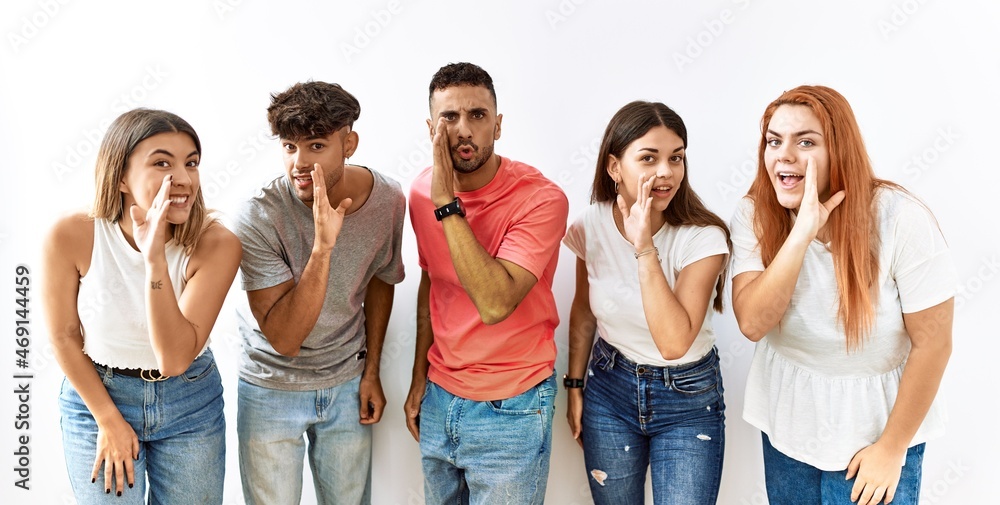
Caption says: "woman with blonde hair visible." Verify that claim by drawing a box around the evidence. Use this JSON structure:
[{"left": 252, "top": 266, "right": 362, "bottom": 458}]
[
  {"left": 43, "top": 108, "right": 241, "bottom": 503},
  {"left": 730, "top": 85, "right": 955, "bottom": 504}
]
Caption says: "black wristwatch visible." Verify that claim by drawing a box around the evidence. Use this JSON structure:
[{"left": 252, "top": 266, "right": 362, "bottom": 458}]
[
  {"left": 434, "top": 197, "right": 466, "bottom": 221},
  {"left": 563, "top": 375, "right": 584, "bottom": 389}
]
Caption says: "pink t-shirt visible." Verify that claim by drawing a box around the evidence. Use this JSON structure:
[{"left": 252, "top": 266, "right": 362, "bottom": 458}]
[{"left": 409, "top": 156, "right": 568, "bottom": 401}]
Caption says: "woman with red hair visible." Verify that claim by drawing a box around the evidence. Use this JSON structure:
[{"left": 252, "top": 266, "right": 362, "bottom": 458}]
[{"left": 730, "top": 85, "right": 955, "bottom": 505}]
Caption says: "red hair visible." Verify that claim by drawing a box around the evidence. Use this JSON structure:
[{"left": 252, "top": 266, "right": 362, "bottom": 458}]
[{"left": 747, "top": 85, "right": 899, "bottom": 350}]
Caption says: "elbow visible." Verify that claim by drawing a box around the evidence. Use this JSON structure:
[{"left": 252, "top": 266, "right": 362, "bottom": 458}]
[
  {"left": 478, "top": 302, "right": 517, "bottom": 326},
  {"left": 659, "top": 347, "right": 689, "bottom": 361},
  {"left": 156, "top": 357, "right": 194, "bottom": 377},
  {"left": 272, "top": 342, "right": 302, "bottom": 357},
  {"left": 737, "top": 320, "right": 766, "bottom": 342}
]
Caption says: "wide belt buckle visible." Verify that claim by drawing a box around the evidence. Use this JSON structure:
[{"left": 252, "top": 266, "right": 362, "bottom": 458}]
[{"left": 140, "top": 369, "right": 169, "bottom": 382}]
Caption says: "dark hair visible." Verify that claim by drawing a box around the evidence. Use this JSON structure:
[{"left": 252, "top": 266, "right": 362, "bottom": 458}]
[
  {"left": 267, "top": 81, "right": 361, "bottom": 140},
  {"left": 428, "top": 62, "right": 497, "bottom": 108},
  {"left": 591, "top": 101, "right": 732, "bottom": 312},
  {"left": 92, "top": 108, "right": 209, "bottom": 252}
]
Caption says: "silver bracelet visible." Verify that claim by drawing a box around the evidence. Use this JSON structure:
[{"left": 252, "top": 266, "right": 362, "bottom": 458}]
[{"left": 634, "top": 247, "right": 658, "bottom": 259}]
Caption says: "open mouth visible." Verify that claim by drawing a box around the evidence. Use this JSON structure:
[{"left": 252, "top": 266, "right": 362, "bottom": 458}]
[
  {"left": 169, "top": 195, "right": 189, "bottom": 206},
  {"left": 456, "top": 146, "right": 475, "bottom": 160},
  {"left": 651, "top": 185, "right": 673, "bottom": 196},
  {"left": 777, "top": 172, "right": 804, "bottom": 188}
]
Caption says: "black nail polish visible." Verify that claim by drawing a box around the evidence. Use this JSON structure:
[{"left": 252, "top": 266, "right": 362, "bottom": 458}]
[
  {"left": 92, "top": 478, "right": 96, "bottom": 483},
  {"left": 129, "top": 483, "right": 134, "bottom": 488},
  {"left": 106, "top": 489, "right": 111, "bottom": 494},
  {"left": 117, "top": 491, "right": 122, "bottom": 497}
]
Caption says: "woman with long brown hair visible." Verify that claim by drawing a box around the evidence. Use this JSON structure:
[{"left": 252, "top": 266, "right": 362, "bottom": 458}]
[
  {"left": 43, "top": 108, "right": 241, "bottom": 503},
  {"left": 564, "top": 101, "right": 731, "bottom": 504},
  {"left": 731, "top": 86, "right": 955, "bottom": 504}
]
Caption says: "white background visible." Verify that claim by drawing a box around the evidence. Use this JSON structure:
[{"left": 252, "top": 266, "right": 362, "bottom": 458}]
[{"left": 2, "top": 1, "right": 998, "bottom": 503}]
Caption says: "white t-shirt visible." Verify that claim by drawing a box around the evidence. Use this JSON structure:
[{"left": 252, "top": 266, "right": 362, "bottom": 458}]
[
  {"left": 730, "top": 188, "right": 957, "bottom": 470},
  {"left": 564, "top": 201, "right": 730, "bottom": 366}
]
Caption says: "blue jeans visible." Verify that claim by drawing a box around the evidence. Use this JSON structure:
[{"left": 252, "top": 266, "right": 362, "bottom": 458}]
[
  {"left": 419, "top": 373, "right": 556, "bottom": 505},
  {"left": 58, "top": 350, "right": 225, "bottom": 504},
  {"left": 237, "top": 375, "right": 371, "bottom": 505},
  {"left": 762, "top": 433, "right": 925, "bottom": 504},
  {"left": 581, "top": 338, "right": 725, "bottom": 505}
]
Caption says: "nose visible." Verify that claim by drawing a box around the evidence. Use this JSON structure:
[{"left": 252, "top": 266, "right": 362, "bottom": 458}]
[
  {"left": 775, "top": 141, "right": 794, "bottom": 164},
  {"left": 454, "top": 115, "right": 473, "bottom": 140},
  {"left": 170, "top": 165, "right": 193, "bottom": 187},
  {"left": 656, "top": 161, "right": 674, "bottom": 179},
  {"left": 291, "top": 150, "right": 312, "bottom": 171}
]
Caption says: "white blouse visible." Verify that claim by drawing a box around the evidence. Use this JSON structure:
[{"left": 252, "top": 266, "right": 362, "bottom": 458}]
[{"left": 730, "top": 188, "right": 956, "bottom": 470}]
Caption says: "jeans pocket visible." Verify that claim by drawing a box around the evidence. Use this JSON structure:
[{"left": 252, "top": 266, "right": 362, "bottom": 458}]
[
  {"left": 488, "top": 387, "right": 542, "bottom": 415},
  {"left": 670, "top": 361, "right": 720, "bottom": 395},
  {"left": 180, "top": 357, "right": 217, "bottom": 383}
]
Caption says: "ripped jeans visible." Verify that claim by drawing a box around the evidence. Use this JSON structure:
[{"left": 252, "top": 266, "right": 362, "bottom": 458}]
[{"left": 581, "top": 338, "right": 725, "bottom": 505}]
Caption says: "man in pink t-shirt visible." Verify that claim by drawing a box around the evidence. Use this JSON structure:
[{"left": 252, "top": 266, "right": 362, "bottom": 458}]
[{"left": 405, "top": 62, "right": 568, "bottom": 504}]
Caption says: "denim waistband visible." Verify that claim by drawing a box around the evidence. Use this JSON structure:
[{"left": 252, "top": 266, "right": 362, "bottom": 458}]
[{"left": 593, "top": 338, "right": 718, "bottom": 378}]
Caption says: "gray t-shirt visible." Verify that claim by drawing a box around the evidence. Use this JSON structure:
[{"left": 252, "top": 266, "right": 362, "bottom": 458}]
[{"left": 234, "top": 168, "right": 405, "bottom": 391}]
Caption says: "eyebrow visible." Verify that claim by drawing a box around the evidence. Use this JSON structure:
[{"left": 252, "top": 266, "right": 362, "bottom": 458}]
[
  {"left": 148, "top": 149, "right": 199, "bottom": 158},
  {"left": 767, "top": 129, "right": 823, "bottom": 137},
  {"left": 637, "top": 146, "right": 685, "bottom": 154}
]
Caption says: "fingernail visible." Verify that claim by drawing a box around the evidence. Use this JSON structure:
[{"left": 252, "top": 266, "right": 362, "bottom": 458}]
[
  {"left": 106, "top": 489, "right": 111, "bottom": 494},
  {"left": 92, "top": 478, "right": 96, "bottom": 483},
  {"left": 117, "top": 491, "right": 122, "bottom": 497},
  {"left": 129, "top": 483, "right": 134, "bottom": 488}
]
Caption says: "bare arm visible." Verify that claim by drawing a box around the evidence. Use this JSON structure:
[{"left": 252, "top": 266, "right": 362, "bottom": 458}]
[
  {"left": 428, "top": 118, "right": 543, "bottom": 324},
  {"left": 247, "top": 162, "right": 352, "bottom": 356},
  {"left": 847, "top": 298, "right": 953, "bottom": 505},
  {"left": 404, "top": 270, "right": 434, "bottom": 441},
  {"left": 731, "top": 159, "right": 845, "bottom": 341},
  {"left": 359, "top": 276, "right": 393, "bottom": 425},
  {"left": 43, "top": 216, "right": 138, "bottom": 495},
  {"left": 566, "top": 258, "right": 596, "bottom": 445},
  {"left": 128, "top": 176, "right": 241, "bottom": 374}
]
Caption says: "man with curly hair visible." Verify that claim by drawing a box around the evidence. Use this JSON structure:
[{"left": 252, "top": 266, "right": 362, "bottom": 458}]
[
  {"left": 405, "top": 62, "right": 569, "bottom": 504},
  {"left": 233, "top": 81, "right": 405, "bottom": 504}
]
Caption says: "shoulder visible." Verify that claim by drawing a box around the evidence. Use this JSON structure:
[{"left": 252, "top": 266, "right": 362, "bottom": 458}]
[
  {"left": 876, "top": 186, "right": 940, "bottom": 230},
  {"left": 193, "top": 222, "right": 242, "bottom": 263},
  {"left": 46, "top": 212, "right": 94, "bottom": 250},
  {"left": 503, "top": 159, "right": 569, "bottom": 213},
  {"left": 369, "top": 169, "right": 405, "bottom": 202}
]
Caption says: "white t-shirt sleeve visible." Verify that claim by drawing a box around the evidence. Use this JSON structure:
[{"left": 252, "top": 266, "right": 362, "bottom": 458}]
[
  {"left": 563, "top": 210, "right": 588, "bottom": 260},
  {"left": 730, "top": 197, "right": 765, "bottom": 275},
  {"left": 678, "top": 225, "right": 730, "bottom": 270},
  {"left": 889, "top": 194, "right": 957, "bottom": 313}
]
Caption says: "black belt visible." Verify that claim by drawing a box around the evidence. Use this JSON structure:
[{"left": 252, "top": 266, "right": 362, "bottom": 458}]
[{"left": 108, "top": 366, "right": 169, "bottom": 382}]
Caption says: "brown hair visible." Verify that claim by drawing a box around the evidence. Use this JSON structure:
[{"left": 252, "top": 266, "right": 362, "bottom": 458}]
[
  {"left": 268, "top": 81, "right": 361, "bottom": 141},
  {"left": 91, "top": 108, "right": 210, "bottom": 252},
  {"left": 592, "top": 101, "right": 731, "bottom": 312},
  {"left": 748, "top": 85, "right": 901, "bottom": 349}
]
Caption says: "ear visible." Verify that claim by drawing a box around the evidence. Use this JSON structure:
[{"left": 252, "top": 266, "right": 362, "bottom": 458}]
[
  {"left": 426, "top": 118, "right": 435, "bottom": 140},
  {"left": 606, "top": 154, "right": 621, "bottom": 182},
  {"left": 494, "top": 113, "right": 503, "bottom": 141},
  {"left": 118, "top": 178, "right": 131, "bottom": 194},
  {"left": 343, "top": 130, "right": 360, "bottom": 158}
]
